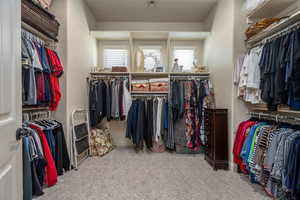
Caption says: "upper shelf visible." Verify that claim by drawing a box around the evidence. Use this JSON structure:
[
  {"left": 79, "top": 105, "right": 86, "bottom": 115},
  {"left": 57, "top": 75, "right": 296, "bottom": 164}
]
[
  {"left": 247, "top": 11, "right": 300, "bottom": 45},
  {"left": 90, "top": 71, "right": 210, "bottom": 77},
  {"left": 247, "top": 0, "right": 297, "bottom": 19}
]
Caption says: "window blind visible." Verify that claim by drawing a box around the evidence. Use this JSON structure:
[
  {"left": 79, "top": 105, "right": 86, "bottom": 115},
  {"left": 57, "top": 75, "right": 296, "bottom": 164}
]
[{"left": 103, "top": 49, "right": 128, "bottom": 68}]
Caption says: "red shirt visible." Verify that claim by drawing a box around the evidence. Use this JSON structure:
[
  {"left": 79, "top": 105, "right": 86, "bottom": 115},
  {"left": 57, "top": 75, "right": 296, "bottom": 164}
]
[
  {"left": 232, "top": 120, "right": 256, "bottom": 173},
  {"left": 30, "top": 124, "right": 58, "bottom": 187},
  {"left": 46, "top": 48, "right": 64, "bottom": 111}
]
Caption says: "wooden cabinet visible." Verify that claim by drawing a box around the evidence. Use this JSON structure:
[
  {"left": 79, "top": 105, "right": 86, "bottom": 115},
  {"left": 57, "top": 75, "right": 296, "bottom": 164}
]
[{"left": 204, "top": 108, "right": 229, "bottom": 170}]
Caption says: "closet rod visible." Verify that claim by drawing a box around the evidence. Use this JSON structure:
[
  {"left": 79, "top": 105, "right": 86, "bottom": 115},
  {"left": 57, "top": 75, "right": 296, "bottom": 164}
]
[
  {"left": 131, "top": 93, "right": 168, "bottom": 97},
  {"left": 23, "top": 106, "right": 49, "bottom": 111},
  {"left": 170, "top": 76, "right": 209, "bottom": 80},
  {"left": 249, "top": 111, "right": 300, "bottom": 124},
  {"left": 21, "top": 22, "right": 58, "bottom": 43},
  {"left": 89, "top": 75, "right": 129, "bottom": 79}
]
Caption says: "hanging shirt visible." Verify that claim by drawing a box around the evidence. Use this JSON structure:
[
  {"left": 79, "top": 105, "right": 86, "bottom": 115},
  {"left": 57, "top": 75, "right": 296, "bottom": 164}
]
[
  {"left": 238, "top": 53, "right": 250, "bottom": 97},
  {"left": 29, "top": 124, "right": 58, "bottom": 187},
  {"left": 123, "top": 80, "right": 132, "bottom": 118},
  {"left": 155, "top": 98, "right": 163, "bottom": 142},
  {"left": 234, "top": 54, "right": 245, "bottom": 84}
]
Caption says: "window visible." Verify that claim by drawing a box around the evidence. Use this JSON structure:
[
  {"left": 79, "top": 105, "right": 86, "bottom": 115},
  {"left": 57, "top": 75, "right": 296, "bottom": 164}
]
[
  {"left": 103, "top": 48, "right": 128, "bottom": 69},
  {"left": 142, "top": 46, "right": 162, "bottom": 72},
  {"left": 173, "top": 48, "right": 195, "bottom": 72}
]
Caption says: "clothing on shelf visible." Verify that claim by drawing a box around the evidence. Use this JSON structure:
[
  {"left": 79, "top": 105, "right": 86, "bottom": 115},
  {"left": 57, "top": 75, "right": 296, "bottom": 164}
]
[
  {"left": 22, "top": 119, "right": 70, "bottom": 200},
  {"left": 170, "top": 79, "right": 213, "bottom": 151},
  {"left": 233, "top": 117, "right": 300, "bottom": 199},
  {"left": 21, "top": 30, "right": 63, "bottom": 110},
  {"left": 89, "top": 77, "right": 132, "bottom": 127},
  {"left": 235, "top": 27, "right": 300, "bottom": 110},
  {"left": 126, "top": 97, "right": 168, "bottom": 152}
]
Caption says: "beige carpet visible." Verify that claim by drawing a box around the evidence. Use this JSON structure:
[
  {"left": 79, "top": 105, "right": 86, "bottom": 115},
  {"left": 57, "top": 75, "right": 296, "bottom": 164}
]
[{"left": 37, "top": 147, "right": 269, "bottom": 200}]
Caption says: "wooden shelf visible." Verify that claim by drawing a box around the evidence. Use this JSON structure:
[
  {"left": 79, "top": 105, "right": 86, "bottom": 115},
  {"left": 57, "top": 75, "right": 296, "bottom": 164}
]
[
  {"left": 90, "top": 72, "right": 129, "bottom": 76},
  {"left": 130, "top": 72, "right": 169, "bottom": 77},
  {"left": 247, "top": 0, "right": 297, "bottom": 19},
  {"left": 91, "top": 71, "right": 210, "bottom": 77},
  {"left": 247, "top": 11, "right": 300, "bottom": 46},
  {"left": 22, "top": 106, "right": 49, "bottom": 111},
  {"left": 249, "top": 104, "right": 300, "bottom": 114}
]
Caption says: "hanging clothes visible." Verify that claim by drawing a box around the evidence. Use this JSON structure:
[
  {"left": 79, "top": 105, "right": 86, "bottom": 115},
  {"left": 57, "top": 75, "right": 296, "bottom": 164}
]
[
  {"left": 29, "top": 124, "right": 58, "bottom": 187},
  {"left": 126, "top": 97, "right": 168, "bottom": 151},
  {"left": 170, "top": 79, "right": 212, "bottom": 151},
  {"left": 89, "top": 78, "right": 131, "bottom": 127},
  {"left": 22, "top": 119, "right": 70, "bottom": 200},
  {"left": 21, "top": 31, "right": 64, "bottom": 110},
  {"left": 236, "top": 27, "right": 300, "bottom": 110},
  {"left": 233, "top": 118, "right": 300, "bottom": 199}
]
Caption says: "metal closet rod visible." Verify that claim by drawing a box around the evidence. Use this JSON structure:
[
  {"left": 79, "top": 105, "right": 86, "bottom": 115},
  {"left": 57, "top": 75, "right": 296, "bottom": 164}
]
[
  {"left": 170, "top": 76, "right": 209, "bottom": 80},
  {"left": 89, "top": 75, "right": 129, "bottom": 79},
  {"left": 132, "top": 94, "right": 168, "bottom": 97},
  {"left": 249, "top": 20, "right": 300, "bottom": 48},
  {"left": 23, "top": 110, "right": 51, "bottom": 121}
]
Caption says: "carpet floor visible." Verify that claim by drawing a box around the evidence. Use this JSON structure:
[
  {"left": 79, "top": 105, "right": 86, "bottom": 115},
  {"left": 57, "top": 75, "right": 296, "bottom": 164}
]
[{"left": 37, "top": 147, "right": 269, "bottom": 200}]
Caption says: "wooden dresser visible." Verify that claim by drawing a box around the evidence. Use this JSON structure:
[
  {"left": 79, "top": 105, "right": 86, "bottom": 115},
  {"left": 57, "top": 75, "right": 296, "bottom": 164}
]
[{"left": 204, "top": 108, "right": 229, "bottom": 170}]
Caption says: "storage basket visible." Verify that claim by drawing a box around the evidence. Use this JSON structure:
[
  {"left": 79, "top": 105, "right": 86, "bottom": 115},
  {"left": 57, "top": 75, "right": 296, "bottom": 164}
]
[
  {"left": 149, "top": 78, "right": 169, "bottom": 92},
  {"left": 22, "top": 0, "right": 60, "bottom": 41},
  {"left": 131, "top": 80, "right": 150, "bottom": 92}
]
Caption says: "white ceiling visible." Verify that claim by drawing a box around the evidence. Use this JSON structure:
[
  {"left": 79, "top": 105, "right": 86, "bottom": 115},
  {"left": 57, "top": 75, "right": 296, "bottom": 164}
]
[{"left": 85, "top": 0, "right": 218, "bottom": 22}]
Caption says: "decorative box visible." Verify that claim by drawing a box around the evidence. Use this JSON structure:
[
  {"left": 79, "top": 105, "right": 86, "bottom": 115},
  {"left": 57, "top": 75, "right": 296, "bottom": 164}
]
[{"left": 112, "top": 66, "right": 127, "bottom": 72}]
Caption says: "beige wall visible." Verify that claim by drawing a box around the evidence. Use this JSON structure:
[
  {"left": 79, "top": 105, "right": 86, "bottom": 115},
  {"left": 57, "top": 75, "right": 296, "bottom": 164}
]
[
  {"left": 203, "top": 0, "right": 248, "bottom": 169},
  {"left": 232, "top": 0, "right": 249, "bottom": 133},
  {"left": 95, "top": 22, "right": 208, "bottom": 32},
  {"left": 203, "top": 0, "right": 234, "bottom": 108},
  {"left": 50, "top": 0, "right": 98, "bottom": 159},
  {"left": 49, "top": 0, "right": 68, "bottom": 128}
]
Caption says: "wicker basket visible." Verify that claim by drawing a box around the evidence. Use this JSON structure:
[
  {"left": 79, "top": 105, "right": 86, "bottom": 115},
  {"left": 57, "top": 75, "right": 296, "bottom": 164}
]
[
  {"left": 22, "top": 0, "right": 60, "bottom": 41},
  {"left": 245, "top": 18, "right": 282, "bottom": 40}
]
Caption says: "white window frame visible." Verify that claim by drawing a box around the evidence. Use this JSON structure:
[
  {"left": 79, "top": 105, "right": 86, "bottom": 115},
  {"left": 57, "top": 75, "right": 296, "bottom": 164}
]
[
  {"left": 172, "top": 46, "right": 196, "bottom": 72},
  {"left": 102, "top": 45, "right": 130, "bottom": 69}
]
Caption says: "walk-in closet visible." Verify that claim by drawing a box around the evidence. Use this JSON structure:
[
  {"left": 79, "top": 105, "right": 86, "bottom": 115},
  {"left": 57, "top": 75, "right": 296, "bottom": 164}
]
[{"left": 1, "top": 0, "right": 300, "bottom": 200}]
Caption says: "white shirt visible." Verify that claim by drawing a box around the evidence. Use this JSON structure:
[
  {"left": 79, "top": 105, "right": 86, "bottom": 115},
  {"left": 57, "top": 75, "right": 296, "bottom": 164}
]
[
  {"left": 234, "top": 54, "right": 245, "bottom": 84},
  {"left": 246, "top": 46, "right": 263, "bottom": 89}
]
